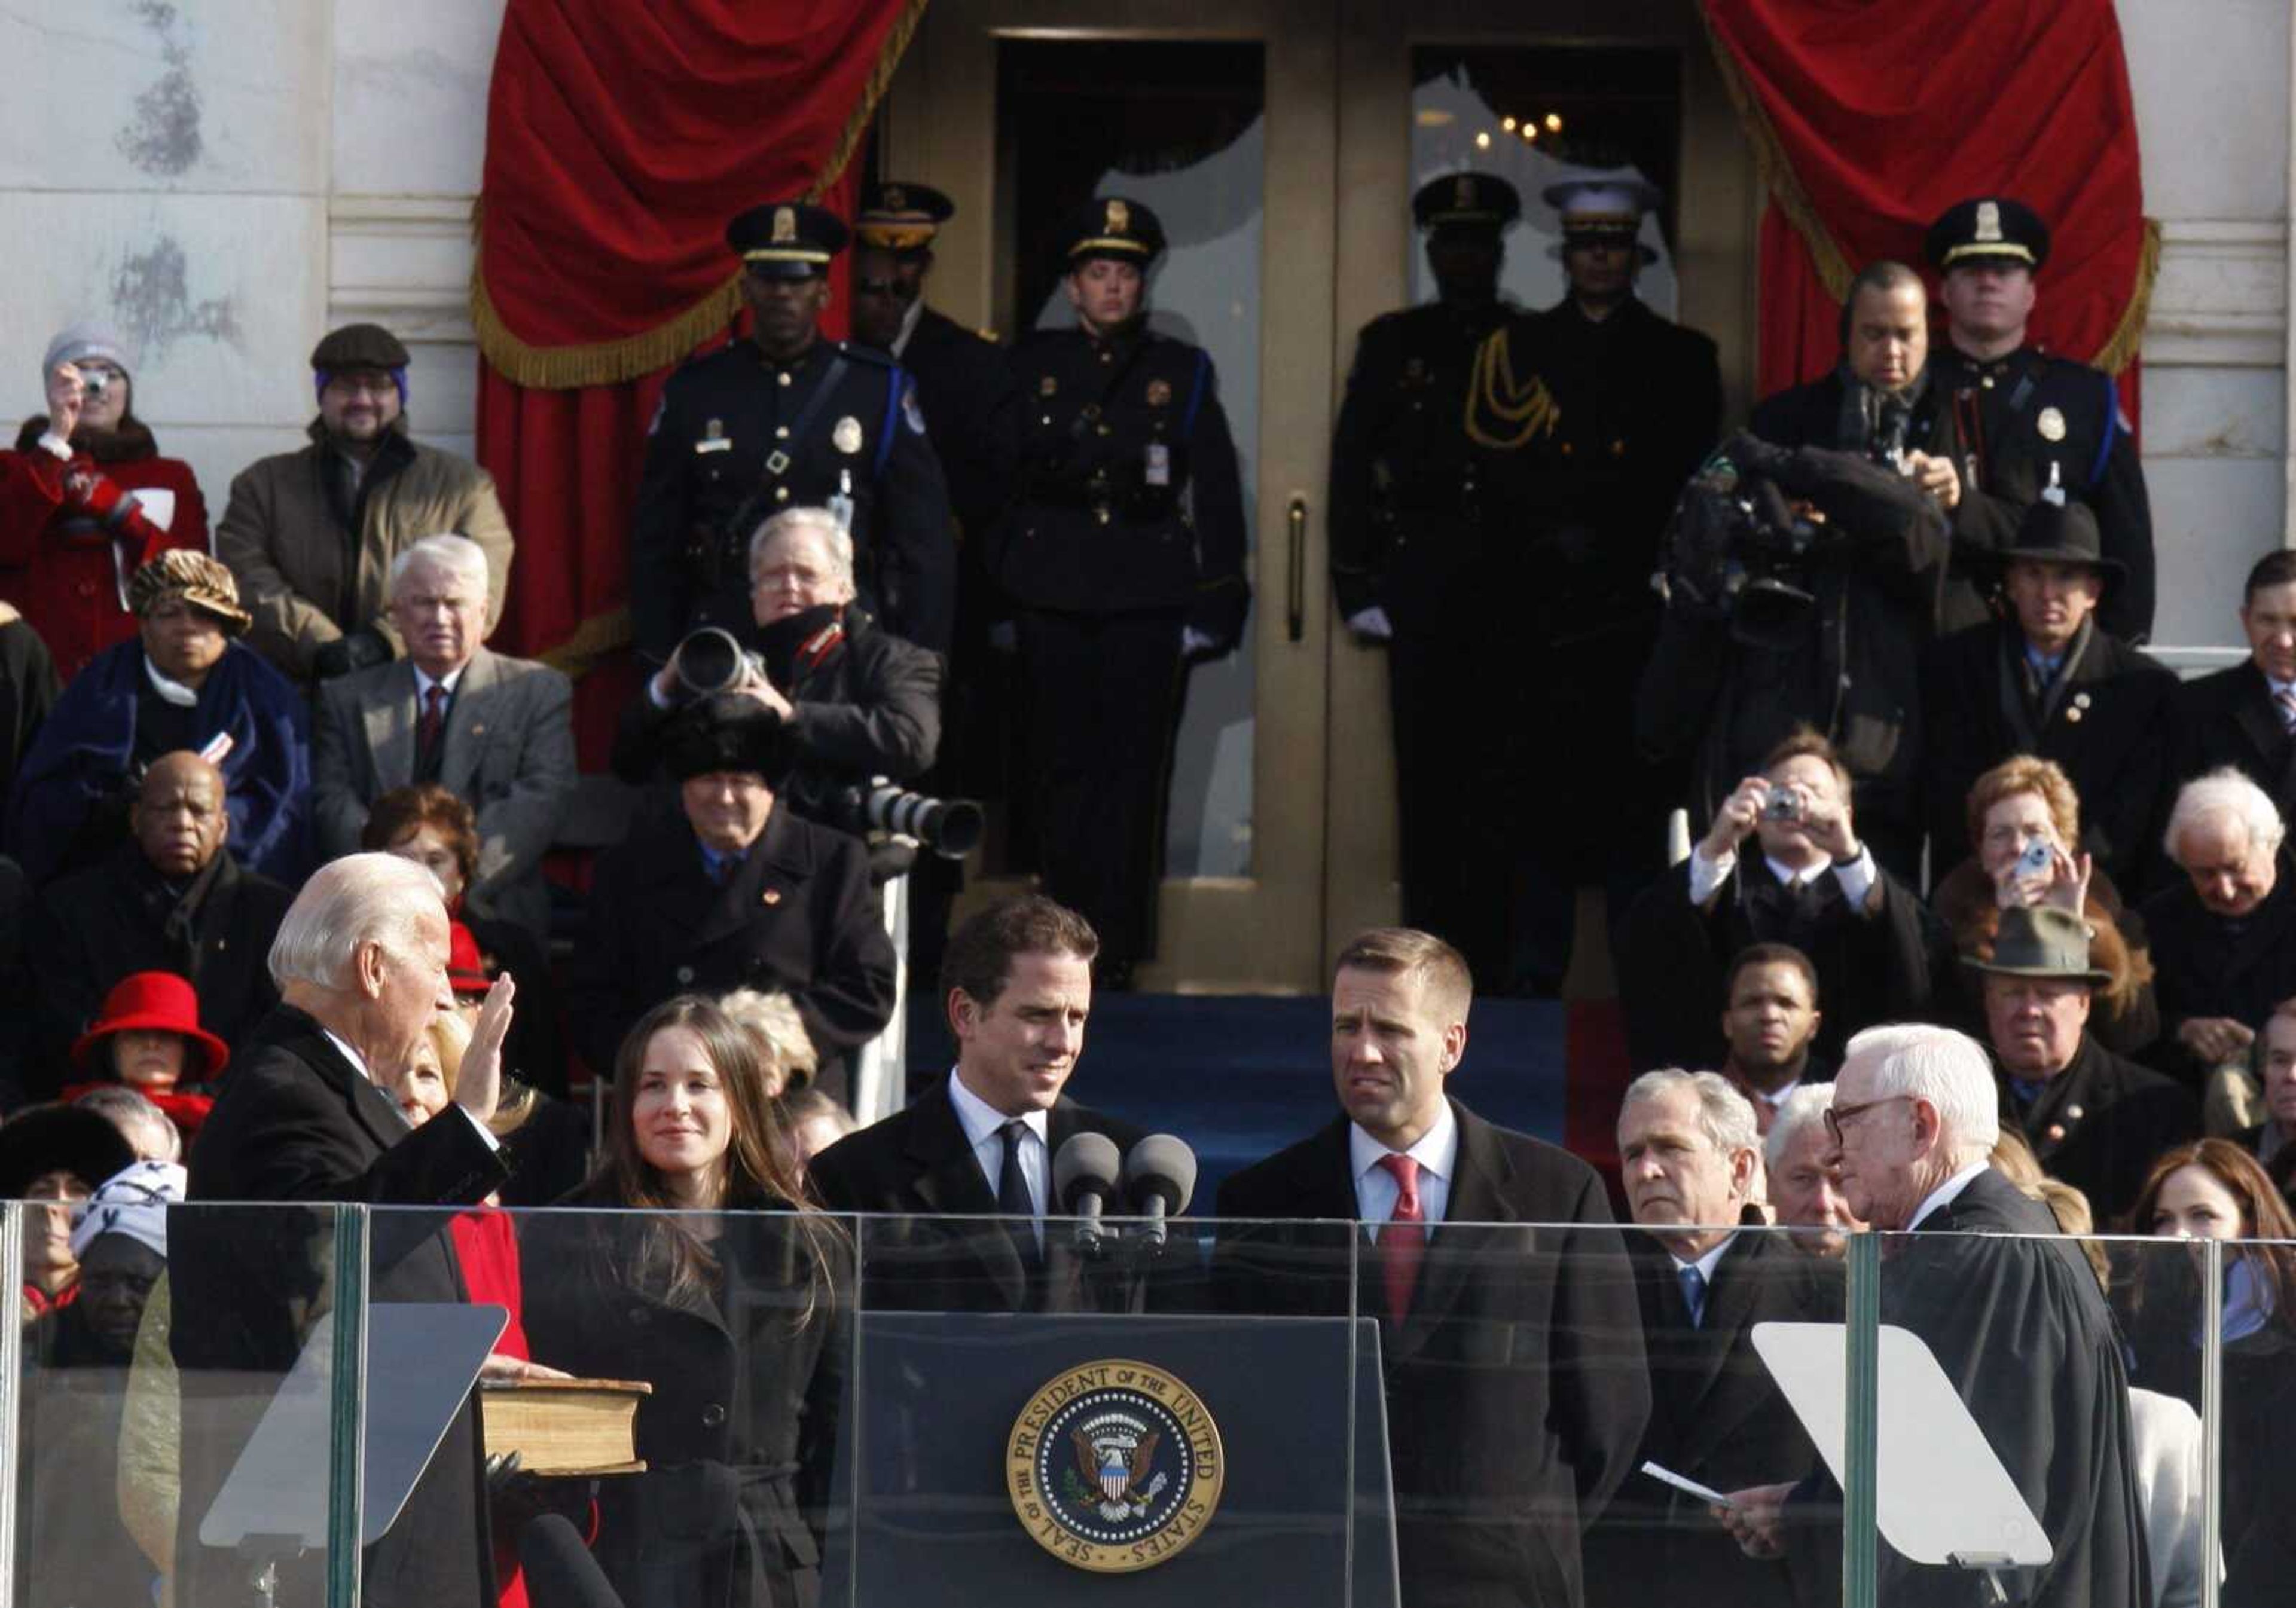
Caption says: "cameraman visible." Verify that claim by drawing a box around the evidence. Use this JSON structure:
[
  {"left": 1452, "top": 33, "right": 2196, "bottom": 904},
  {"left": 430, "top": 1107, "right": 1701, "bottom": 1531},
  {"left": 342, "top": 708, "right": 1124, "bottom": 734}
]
[
  {"left": 1637, "top": 261, "right": 1954, "bottom": 878},
  {"left": 614, "top": 506, "right": 942, "bottom": 855}
]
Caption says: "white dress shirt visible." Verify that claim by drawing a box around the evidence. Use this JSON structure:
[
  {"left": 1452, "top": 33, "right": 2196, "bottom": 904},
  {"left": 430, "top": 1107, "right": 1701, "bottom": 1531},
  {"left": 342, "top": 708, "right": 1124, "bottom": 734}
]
[
  {"left": 1688, "top": 841, "right": 1877, "bottom": 909},
  {"left": 1906, "top": 1161, "right": 1990, "bottom": 1231},
  {"left": 323, "top": 1026, "right": 499, "bottom": 1150},
  {"left": 948, "top": 1067, "right": 1048, "bottom": 1224},
  {"left": 1349, "top": 1099, "right": 1458, "bottom": 1240},
  {"left": 413, "top": 661, "right": 467, "bottom": 707}
]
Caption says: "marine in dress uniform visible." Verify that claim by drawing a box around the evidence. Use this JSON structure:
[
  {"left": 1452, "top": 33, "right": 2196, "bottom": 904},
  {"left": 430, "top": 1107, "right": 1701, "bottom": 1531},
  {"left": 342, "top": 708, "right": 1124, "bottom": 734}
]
[
  {"left": 996, "top": 197, "right": 1250, "bottom": 984},
  {"left": 629, "top": 201, "right": 957, "bottom": 663},
  {"left": 1327, "top": 173, "right": 1525, "bottom": 989},
  {"left": 1923, "top": 197, "right": 2156, "bottom": 641}
]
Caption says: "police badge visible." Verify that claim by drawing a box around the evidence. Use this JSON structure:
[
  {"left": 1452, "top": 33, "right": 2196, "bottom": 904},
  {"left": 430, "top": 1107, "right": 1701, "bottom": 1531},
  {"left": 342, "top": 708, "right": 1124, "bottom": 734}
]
[
  {"left": 1007, "top": 1359, "right": 1226, "bottom": 1573},
  {"left": 772, "top": 206, "right": 797, "bottom": 244},
  {"left": 832, "top": 415, "right": 864, "bottom": 455},
  {"left": 2037, "top": 406, "right": 2068, "bottom": 442}
]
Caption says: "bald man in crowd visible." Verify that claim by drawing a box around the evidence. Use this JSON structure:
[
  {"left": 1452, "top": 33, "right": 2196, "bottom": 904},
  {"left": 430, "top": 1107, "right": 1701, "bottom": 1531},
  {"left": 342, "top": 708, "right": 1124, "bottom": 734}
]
[{"left": 31, "top": 750, "right": 293, "bottom": 1084}]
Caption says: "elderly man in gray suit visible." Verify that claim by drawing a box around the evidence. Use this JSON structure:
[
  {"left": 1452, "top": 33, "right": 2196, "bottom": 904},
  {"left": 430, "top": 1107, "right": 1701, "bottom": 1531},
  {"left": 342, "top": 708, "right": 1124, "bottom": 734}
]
[{"left": 312, "top": 533, "right": 574, "bottom": 939}]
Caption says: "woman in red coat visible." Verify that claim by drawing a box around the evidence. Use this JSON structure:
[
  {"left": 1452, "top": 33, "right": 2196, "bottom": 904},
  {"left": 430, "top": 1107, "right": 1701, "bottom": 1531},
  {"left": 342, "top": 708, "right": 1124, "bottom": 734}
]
[{"left": 0, "top": 324, "right": 209, "bottom": 680}]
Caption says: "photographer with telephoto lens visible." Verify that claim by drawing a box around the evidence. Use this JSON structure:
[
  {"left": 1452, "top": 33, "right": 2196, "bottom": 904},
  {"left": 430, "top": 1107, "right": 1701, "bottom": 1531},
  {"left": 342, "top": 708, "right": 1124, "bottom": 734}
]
[
  {"left": 1638, "top": 261, "right": 1961, "bottom": 883},
  {"left": 615, "top": 505, "right": 966, "bottom": 878}
]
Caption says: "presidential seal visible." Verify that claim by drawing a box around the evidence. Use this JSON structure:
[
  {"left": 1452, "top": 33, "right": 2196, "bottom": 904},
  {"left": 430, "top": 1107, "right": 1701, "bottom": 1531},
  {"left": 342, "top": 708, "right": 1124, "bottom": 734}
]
[{"left": 1006, "top": 1358, "right": 1225, "bottom": 1573}]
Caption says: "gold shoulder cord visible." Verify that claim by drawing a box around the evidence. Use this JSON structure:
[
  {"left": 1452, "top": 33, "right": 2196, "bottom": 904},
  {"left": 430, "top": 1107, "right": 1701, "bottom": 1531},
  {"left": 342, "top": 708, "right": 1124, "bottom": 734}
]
[{"left": 1464, "top": 326, "right": 1561, "bottom": 451}]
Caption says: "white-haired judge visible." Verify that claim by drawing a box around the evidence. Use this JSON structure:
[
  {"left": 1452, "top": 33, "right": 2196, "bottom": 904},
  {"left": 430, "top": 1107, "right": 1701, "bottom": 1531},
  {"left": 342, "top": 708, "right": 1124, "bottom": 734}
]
[
  {"left": 169, "top": 852, "right": 515, "bottom": 1608},
  {"left": 1719, "top": 1024, "right": 2145, "bottom": 1608}
]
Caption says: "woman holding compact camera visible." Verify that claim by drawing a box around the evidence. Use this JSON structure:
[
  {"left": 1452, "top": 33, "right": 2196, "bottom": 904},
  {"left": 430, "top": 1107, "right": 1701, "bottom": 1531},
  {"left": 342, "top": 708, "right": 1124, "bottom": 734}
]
[{"left": 0, "top": 323, "right": 210, "bottom": 681}]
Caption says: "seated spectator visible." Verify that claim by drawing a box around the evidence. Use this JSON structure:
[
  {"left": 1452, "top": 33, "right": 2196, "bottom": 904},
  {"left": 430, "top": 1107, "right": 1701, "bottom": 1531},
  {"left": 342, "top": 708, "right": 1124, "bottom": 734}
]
[
  {"left": 2139, "top": 767, "right": 2296, "bottom": 1124},
  {"left": 1620, "top": 726, "right": 1934, "bottom": 1072},
  {"left": 360, "top": 781, "right": 564, "bottom": 1096},
  {"left": 783, "top": 1086, "right": 857, "bottom": 1178},
  {"left": 18, "top": 1158, "right": 183, "bottom": 1608},
  {"left": 216, "top": 323, "right": 515, "bottom": 682},
  {"left": 569, "top": 696, "right": 896, "bottom": 1099},
  {"left": 5, "top": 552, "right": 309, "bottom": 886},
  {"left": 315, "top": 534, "right": 573, "bottom": 942},
  {"left": 71, "top": 1081, "right": 180, "bottom": 1163},
  {"left": 2123, "top": 1141, "right": 2296, "bottom": 1607},
  {"left": 1922, "top": 503, "right": 2177, "bottom": 895},
  {"left": 29, "top": 751, "right": 292, "bottom": 1094},
  {"left": 1967, "top": 905, "right": 2198, "bottom": 1225},
  {"left": 2174, "top": 548, "right": 2296, "bottom": 820},
  {"left": 1718, "top": 942, "right": 1829, "bottom": 1131},
  {"left": 1931, "top": 754, "right": 2159, "bottom": 1056},
  {"left": 1, "top": 1100, "right": 135, "bottom": 1319},
  {"left": 2, "top": 323, "right": 208, "bottom": 680},
  {"left": 59, "top": 971, "right": 229, "bottom": 1149},
  {"left": 0, "top": 601, "right": 58, "bottom": 803},
  {"left": 720, "top": 984, "right": 820, "bottom": 1095},
  {"left": 1761, "top": 1084, "right": 1864, "bottom": 1256},
  {"left": 614, "top": 506, "right": 942, "bottom": 863},
  {"left": 2234, "top": 1001, "right": 2296, "bottom": 1175}
]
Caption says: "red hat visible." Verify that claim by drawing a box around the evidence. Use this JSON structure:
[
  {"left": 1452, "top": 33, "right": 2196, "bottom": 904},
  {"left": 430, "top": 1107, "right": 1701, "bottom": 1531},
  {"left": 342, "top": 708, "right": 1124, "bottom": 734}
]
[
  {"left": 72, "top": 971, "right": 230, "bottom": 1077},
  {"left": 448, "top": 921, "right": 491, "bottom": 996}
]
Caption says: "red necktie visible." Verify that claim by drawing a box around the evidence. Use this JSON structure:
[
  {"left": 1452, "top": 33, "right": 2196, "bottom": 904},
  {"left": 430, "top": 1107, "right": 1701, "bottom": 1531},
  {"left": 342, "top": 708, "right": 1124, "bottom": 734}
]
[
  {"left": 1378, "top": 1152, "right": 1427, "bottom": 1322},
  {"left": 417, "top": 683, "right": 448, "bottom": 760}
]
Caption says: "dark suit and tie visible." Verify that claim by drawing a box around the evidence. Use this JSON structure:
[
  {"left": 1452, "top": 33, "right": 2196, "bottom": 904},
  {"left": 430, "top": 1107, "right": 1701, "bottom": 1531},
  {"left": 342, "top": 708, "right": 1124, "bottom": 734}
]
[
  {"left": 1218, "top": 1097, "right": 1650, "bottom": 1607},
  {"left": 2175, "top": 658, "right": 2296, "bottom": 814},
  {"left": 806, "top": 1071, "right": 1150, "bottom": 1313},
  {"left": 312, "top": 644, "right": 576, "bottom": 939}
]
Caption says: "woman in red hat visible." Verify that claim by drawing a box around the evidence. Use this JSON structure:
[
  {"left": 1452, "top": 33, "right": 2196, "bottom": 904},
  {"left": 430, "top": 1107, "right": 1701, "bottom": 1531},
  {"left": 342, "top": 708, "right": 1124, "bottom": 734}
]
[{"left": 62, "top": 970, "right": 228, "bottom": 1146}]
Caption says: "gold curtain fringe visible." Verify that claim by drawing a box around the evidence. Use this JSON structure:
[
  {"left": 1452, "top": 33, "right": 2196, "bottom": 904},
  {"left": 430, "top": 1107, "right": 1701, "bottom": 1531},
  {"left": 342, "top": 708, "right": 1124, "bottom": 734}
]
[
  {"left": 1699, "top": 12, "right": 2157, "bottom": 375},
  {"left": 1699, "top": 8, "right": 1855, "bottom": 301},
  {"left": 537, "top": 605, "right": 634, "bottom": 680},
  {"left": 471, "top": 0, "right": 931, "bottom": 391},
  {"left": 2093, "top": 216, "right": 2161, "bottom": 377}
]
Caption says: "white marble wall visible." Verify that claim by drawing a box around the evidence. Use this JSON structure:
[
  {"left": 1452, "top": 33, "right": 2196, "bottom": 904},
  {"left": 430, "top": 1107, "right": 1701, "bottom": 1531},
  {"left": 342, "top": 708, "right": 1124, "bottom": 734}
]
[
  {"left": 0, "top": 0, "right": 501, "bottom": 522},
  {"left": 0, "top": 0, "right": 2282, "bottom": 662}
]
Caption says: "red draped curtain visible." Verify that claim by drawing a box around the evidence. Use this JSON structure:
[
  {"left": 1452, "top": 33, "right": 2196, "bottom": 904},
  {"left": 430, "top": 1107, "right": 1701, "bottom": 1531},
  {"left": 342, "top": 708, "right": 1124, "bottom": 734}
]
[
  {"left": 472, "top": 1, "right": 926, "bottom": 752},
  {"left": 1700, "top": 0, "right": 2157, "bottom": 416}
]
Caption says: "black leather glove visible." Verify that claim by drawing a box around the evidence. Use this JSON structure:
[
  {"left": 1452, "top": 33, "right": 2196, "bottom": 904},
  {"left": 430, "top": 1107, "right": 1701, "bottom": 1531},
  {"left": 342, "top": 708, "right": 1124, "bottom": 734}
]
[{"left": 313, "top": 628, "right": 393, "bottom": 680}]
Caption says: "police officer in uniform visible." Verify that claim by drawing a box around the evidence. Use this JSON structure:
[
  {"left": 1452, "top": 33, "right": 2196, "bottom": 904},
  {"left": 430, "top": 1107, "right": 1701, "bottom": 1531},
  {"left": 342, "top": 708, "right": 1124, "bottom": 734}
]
[
  {"left": 997, "top": 196, "right": 1249, "bottom": 986},
  {"left": 1474, "top": 174, "right": 1721, "bottom": 993},
  {"left": 1327, "top": 172, "right": 1522, "bottom": 987},
  {"left": 630, "top": 200, "right": 956, "bottom": 664},
  {"left": 1924, "top": 197, "right": 2155, "bottom": 641}
]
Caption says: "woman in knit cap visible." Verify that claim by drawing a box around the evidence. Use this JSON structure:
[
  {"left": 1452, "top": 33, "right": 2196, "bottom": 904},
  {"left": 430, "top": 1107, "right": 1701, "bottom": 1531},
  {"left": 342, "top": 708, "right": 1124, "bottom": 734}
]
[{"left": 0, "top": 322, "right": 210, "bottom": 679}]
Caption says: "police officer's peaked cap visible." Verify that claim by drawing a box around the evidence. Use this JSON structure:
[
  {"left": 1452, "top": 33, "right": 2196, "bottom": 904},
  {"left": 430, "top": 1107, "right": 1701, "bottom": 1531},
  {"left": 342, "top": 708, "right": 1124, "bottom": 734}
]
[
  {"left": 1062, "top": 196, "right": 1165, "bottom": 267},
  {"left": 1542, "top": 170, "right": 1664, "bottom": 261},
  {"left": 728, "top": 201, "right": 850, "bottom": 280},
  {"left": 856, "top": 181, "right": 955, "bottom": 253},
  {"left": 310, "top": 322, "right": 409, "bottom": 373},
  {"left": 1925, "top": 198, "right": 2051, "bottom": 274},
  {"left": 1412, "top": 172, "right": 1521, "bottom": 233},
  {"left": 660, "top": 695, "right": 792, "bottom": 784}
]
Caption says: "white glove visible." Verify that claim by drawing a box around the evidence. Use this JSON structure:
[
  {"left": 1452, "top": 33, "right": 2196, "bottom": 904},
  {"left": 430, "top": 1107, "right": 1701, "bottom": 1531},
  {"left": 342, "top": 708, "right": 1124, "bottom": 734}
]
[
  {"left": 1345, "top": 606, "right": 1394, "bottom": 641},
  {"left": 1181, "top": 626, "right": 1220, "bottom": 656}
]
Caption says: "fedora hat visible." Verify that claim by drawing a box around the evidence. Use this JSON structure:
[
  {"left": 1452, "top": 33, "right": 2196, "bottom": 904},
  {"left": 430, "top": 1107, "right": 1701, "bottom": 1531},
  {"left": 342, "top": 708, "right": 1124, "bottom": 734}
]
[
  {"left": 1990, "top": 500, "right": 2124, "bottom": 586},
  {"left": 0, "top": 1102, "right": 138, "bottom": 1200},
  {"left": 72, "top": 970, "right": 230, "bottom": 1077},
  {"left": 1962, "top": 905, "right": 2112, "bottom": 988}
]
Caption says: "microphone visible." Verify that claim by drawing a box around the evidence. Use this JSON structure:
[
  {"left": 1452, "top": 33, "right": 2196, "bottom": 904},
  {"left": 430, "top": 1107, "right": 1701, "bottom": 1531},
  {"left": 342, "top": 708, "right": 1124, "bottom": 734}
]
[
  {"left": 1052, "top": 1132, "right": 1123, "bottom": 1254},
  {"left": 1122, "top": 1134, "right": 1198, "bottom": 1249},
  {"left": 520, "top": 1513, "right": 628, "bottom": 1608}
]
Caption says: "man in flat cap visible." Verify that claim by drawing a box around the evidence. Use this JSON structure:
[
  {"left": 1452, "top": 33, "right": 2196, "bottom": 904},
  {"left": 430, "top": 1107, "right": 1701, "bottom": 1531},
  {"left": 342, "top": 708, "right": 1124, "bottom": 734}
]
[
  {"left": 218, "top": 322, "right": 516, "bottom": 682},
  {"left": 569, "top": 693, "right": 896, "bottom": 1096},
  {"left": 1924, "top": 197, "right": 2156, "bottom": 641},
  {"left": 1921, "top": 500, "right": 2178, "bottom": 891},
  {"left": 1328, "top": 172, "right": 1525, "bottom": 986},
  {"left": 996, "top": 195, "right": 1250, "bottom": 988},
  {"left": 1468, "top": 172, "right": 1723, "bottom": 993},
  {"left": 630, "top": 200, "right": 957, "bottom": 665}
]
